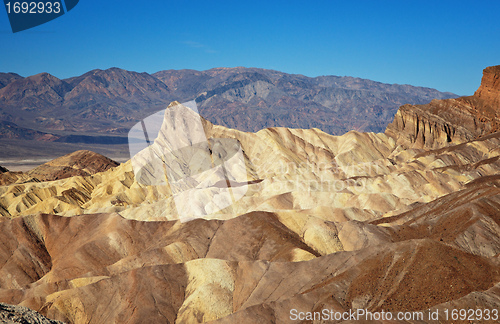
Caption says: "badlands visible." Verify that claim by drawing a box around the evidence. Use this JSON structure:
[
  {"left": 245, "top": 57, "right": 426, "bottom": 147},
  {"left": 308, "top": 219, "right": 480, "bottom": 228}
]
[{"left": 0, "top": 66, "right": 499, "bottom": 323}]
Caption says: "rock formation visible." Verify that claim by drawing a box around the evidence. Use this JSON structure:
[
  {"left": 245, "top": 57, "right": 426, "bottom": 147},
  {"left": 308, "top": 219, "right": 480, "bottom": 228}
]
[
  {"left": 0, "top": 66, "right": 498, "bottom": 323},
  {"left": 27, "top": 150, "right": 119, "bottom": 181},
  {"left": 475, "top": 65, "right": 500, "bottom": 107},
  {"left": 0, "top": 165, "right": 37, "bottom": 187},
  {"left": 386, "top": 65, "right": 500, "bottom": 149},
  {"left": 0, "top": 150, "right": 118, "bottom": 189},
  {"left": 0, "top": 303, "right": 65, "bottom": 324},
  {"left": 0, "top": 171, "right": 31, "bottom": 186}
]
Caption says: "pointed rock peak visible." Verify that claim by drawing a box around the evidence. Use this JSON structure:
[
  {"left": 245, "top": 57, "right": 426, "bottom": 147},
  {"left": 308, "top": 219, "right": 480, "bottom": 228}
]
[
  {"left": 167, "top": 101, "right": 182, "bottom": 109},
  {"left": 106, "top": 67, "right": 127, "bottom": 72},
  {"left": 164, "top": 101, "right": 209, "bottom": 124},
  {"left": 27, "top": 72, "right": 63, "bottom": 84},
  {"left": 100, "top": 67, "right": 133, "bottom": 76},
  {"left": 475, "top": 65, "right": 500, "bottom": 107},
  {"left": 162, "top": 101, "right": 211, "bottom": 127}
]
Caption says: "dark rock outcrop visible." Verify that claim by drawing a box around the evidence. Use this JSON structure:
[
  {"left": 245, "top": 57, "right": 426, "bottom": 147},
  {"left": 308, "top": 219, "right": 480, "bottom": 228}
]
[
  {"left": 386, "top": 65, "right": 500, "bottom": 149},
  {"left": 0, "top": 303, "right": 65, "bottom": 324},
  {"left": 475, "top": 65, "right": 500, "bottom": 107},
  {"left": 27, "top": 150, "right": 119, "bottom": 181}
]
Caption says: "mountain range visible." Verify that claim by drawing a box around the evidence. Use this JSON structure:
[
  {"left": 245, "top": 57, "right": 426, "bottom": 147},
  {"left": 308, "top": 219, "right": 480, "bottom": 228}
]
[
  {"left": 0, "top": 66, "right": 498, "bottom": 323},
  {"left": 0, "top": 67, "right": 456, "bottom": 147}
]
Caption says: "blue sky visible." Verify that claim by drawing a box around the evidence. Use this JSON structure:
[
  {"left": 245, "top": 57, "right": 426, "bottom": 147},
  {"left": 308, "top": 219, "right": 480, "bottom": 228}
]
[{"left": 0, "top": 0, "right": 499, "bottom": 95}]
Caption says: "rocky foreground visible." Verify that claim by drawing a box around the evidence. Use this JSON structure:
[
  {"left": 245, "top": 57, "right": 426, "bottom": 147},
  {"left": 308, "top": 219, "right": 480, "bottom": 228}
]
[{"left": 0, "top": 66, "right": 499, "bottom": 323}]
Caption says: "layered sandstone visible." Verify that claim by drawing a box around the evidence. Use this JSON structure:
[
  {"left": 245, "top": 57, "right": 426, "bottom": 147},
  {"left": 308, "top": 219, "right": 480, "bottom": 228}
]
[
  {"left": 0, "top": 68, "right": 499, "bottom": 323},
  {"left": 475, "top": 65, "right": 500, "bottom": 106},
  {"left": 386, "top": 65, "right": 500, "bottom": 149},
  {"left": 0, "top": 182, "right": 499, "bottom": 323},
  {"left": 27, "top": 150, "right": 119, "bottom": 181}
]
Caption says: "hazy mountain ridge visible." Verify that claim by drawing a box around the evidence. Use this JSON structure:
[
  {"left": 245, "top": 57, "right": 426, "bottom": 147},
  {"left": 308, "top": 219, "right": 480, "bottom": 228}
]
[
  {"left": 0, "top": 72, "right": 23, "bottom": 89},
  {"left": 156, "top": 67, "right": 458, "bottom": 134},
  {"left": 0, "top": 67, "right": 457, "bottom": 143},
  {"left": 0, "top": 69, "right": 173, "bottom": 134}
]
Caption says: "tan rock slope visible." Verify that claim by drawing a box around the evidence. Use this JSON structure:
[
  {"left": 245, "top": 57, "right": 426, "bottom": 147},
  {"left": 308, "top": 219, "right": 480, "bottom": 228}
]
[
  {"left": 0, "top": 165, "right": 33, "bottom": 186},
  {"left": 0, "top": 66, "right": 499, "bottom": 323}
]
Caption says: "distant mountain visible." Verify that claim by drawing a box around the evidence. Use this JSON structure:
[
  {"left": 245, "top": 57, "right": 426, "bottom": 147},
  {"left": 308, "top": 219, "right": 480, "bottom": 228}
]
[
  {"left": 0, "top": 68, "right": 173, "bottom": 134},
  {"left": 156, "top": 67, "right": 457, "bottom": 134},
  {"left": 0, "top": 120, "right": 59, "bottom": 141},
  {"left": 0, "top": 73, "right": 23, "bottom": 89},
  {"left": 0, "top": 67, "right": 457, "bottom": 143}
]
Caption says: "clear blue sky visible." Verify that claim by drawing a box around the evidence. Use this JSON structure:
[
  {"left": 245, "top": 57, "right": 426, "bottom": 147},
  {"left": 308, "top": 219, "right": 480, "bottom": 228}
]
[{"left": 1, "top": 0, "right": 499, "bottom": 95}]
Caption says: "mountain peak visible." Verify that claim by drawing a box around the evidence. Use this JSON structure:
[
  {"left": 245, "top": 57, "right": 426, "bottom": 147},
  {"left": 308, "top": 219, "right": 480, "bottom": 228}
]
[
  {"left": 0, "top": 72, "right": 23, "bottom": 89},
  {"left": 0, "top": 72, "right": 70, "bottom": 105},
  {"left": 28, "top": 72, "right": 61, "bottom": 82}
]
